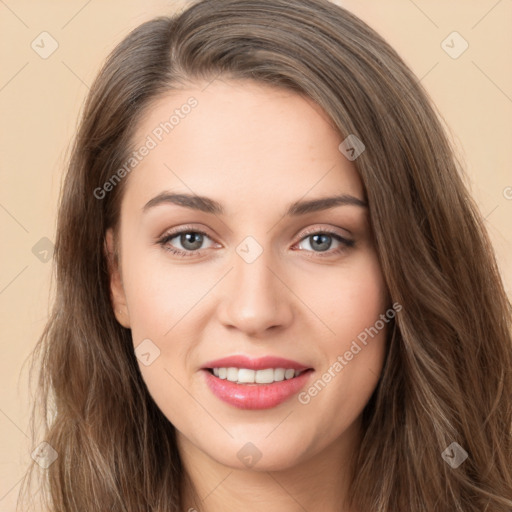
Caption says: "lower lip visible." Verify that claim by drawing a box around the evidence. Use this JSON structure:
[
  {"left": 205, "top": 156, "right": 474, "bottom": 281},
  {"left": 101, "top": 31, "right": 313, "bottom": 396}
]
[{"left": 202, "top": 369, "right": 314, "bottom": 410}]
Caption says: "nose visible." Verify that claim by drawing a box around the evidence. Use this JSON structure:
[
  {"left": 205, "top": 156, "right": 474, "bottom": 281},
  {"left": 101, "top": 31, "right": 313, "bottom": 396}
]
[{"left": 216, "top": 247, "right": 294, "bottom": 336}]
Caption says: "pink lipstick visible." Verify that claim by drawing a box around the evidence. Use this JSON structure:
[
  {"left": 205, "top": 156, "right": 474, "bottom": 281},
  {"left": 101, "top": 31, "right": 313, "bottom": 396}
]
[{"left": 201, "top": 355, "right": 314, "bottom": 410}]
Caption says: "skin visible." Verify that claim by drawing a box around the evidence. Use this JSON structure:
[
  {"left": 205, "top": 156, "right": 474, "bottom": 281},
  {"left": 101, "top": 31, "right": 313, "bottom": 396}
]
[{"left": 106, "top": 79, "right": 389, "bottom": 512}]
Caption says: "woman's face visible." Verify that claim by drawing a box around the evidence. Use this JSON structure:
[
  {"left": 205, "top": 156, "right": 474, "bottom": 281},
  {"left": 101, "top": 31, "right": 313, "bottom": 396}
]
[{"left": 107, "top": 79, "right": 389, "bottom": 471}]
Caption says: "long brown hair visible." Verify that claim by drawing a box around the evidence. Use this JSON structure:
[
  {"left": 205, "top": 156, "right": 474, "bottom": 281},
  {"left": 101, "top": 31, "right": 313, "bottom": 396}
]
[{"left": 18, "top": 0, "right": 512, "bottom": 510}]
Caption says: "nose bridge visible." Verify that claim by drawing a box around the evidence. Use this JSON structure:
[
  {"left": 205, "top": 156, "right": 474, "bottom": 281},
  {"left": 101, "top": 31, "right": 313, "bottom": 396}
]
[
  {"left": 235, "top": 242, "right": 274, "bottom": 295},
  {"left": 218, "top": 236, "right": 293, "bottom": 334}
]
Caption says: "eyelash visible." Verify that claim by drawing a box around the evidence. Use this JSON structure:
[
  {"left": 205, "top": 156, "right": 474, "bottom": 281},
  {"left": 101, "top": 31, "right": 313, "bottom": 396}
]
[{"left": 156, "top": 225, "right": 355, "bottom": 259}]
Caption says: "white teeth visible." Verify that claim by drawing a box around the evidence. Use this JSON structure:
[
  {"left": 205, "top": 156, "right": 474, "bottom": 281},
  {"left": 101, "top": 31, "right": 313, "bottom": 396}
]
[
  {"left": 227, "top": 367, "right": 238, "bottom": 381},
  {"left": 255, "top": 368, "right": 274, "bottom": 384},
  {"left": 284, "top": 369, "right": 295, "bottom": 380},
  {"left": 274, "top": 368, "right": 285, "bottom": 381},
  {"left": 210, "top": 367, "right": 305, "bottom": 384},
  {"left": 237, "top": 369, "right": 255, "bottom": 383}
]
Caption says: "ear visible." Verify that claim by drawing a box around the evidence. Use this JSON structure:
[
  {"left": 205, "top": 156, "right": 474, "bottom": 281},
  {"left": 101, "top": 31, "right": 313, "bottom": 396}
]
[{"left": 104, "top": 228, "right": 131, "bottom": 328}]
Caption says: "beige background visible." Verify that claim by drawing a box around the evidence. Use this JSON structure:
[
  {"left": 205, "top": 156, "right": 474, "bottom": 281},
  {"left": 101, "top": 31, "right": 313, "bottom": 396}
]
[{"left": 1, "top": 0, "right": 511, "bottom": 509}]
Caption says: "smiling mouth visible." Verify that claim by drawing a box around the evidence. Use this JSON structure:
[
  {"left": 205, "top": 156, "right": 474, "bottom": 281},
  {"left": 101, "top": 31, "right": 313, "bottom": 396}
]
[
  {"left": 202, "top": 365, "right": 315, "bottom": 410},
  {"left": 205, "top": 367, "right": 313, "bottom": 385}
]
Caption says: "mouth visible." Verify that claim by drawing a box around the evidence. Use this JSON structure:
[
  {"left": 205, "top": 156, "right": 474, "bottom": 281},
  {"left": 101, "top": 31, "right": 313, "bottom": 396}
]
[{"left": 200, "top": 355, "right": 315, "bottom": 410}]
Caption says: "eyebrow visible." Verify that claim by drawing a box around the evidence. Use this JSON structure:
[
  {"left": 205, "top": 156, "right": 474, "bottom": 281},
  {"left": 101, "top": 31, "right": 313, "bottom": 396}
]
[{"left": 142, "top": 192, "right": 368, "bottom": 216}]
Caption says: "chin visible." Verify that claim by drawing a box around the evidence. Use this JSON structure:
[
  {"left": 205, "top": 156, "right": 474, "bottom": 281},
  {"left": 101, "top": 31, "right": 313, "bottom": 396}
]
[{"left": 205, "top": 436, "right": 310, "bottom": 472}]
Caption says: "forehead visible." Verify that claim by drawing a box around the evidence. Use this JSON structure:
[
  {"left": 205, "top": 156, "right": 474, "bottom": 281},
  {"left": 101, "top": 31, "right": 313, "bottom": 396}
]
[{"left": 123, "top": 79, "right": 364, "bottom": 215}]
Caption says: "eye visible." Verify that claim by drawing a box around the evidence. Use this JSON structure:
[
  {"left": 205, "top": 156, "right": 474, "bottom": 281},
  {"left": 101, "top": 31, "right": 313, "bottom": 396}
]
[
  {"left": 294, "top": 229, "right": 355, "bottom": 257},
  {"left": 157, "top": 228, "right": 217, "bottom": 257},
  {"left": 157, "top": 226, "right": 355, "bottom": 259}
]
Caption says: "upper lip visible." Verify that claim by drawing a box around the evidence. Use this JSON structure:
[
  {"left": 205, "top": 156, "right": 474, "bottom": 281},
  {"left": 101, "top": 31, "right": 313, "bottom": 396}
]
[{"left": 201, "top": 355, "right": 313, "bottom": 371}]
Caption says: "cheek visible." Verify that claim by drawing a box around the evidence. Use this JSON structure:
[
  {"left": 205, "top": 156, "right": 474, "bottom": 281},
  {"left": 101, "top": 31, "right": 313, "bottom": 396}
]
[
  {"left": 335, "top": 250, "right": 389, "bottom": 374},
  {"left": 121, "top": 245, "right": 204, "bottom": 342},
  {"left": 299, "top": 250, "right": 388, "bottom": 408},
  {"left": 311, "top": 249, "right": 388, "bottom": 340}
]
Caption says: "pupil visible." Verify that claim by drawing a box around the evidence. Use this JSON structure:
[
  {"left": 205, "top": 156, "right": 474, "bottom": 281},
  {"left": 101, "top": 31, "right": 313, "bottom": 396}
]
[
  {"left": 181, "top": 232, "right": 203, "bottom": 250},
  {"left": 311, "top": 234, "right": 331, "bottom": 252}
]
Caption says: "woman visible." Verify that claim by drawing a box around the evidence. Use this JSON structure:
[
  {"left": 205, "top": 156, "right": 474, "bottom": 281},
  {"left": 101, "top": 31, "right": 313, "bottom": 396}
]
[{"left": 19, "top": 0, "right": 512, "bottom": 510}]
